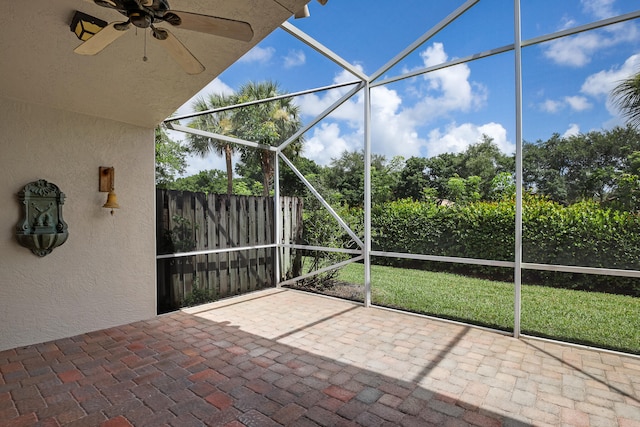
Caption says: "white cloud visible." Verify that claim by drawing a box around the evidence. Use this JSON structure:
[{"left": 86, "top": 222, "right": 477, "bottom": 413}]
[
  {"left": 581, "top": 53, "right": 640, "bottom": 98},
  {"left": 183, "top": 153, "right": 231, "bottom": 177},
  {"left": 540, "top": 99, "right": 563, "bottom": 113},
  {"left": 425, "top": 122, "right": 512, "bottom": 158},
  {"left": 543, "top": 2, "right": 638, "bottom": 67},
  {"left": 478, "top": 123, "right": 512, "bottom": 154},
  {"left": 238, "top": 46, "right": 275, "bottom": 63},
  {"left": 539, "top": 96, "right": 592, "bottom": 113},
  {"left": 581, "top": 0, "right": 616, "bottom": 19},
  {"left": 544, "top": 32, "right": 606, "bottom": 67},
  {"left": 409, "top": 43, "right": 487, "bottom": 118},
  {"left": 297, "top": 67, "right": 366, "bottom": 121},
  {"left": 370, "top": 86, "right": 425, "bottom": 159},
  {"left": 564, "top": 96, "right": 592, "bottom": 111},
  {"left": 283, "top": 50, "right": 306, "bottom": 68},
  {"left": 580, "top": 53, "right": 640, "bottom": 119},
  {"left": 303, "top": 122, "right": 350, "bottom": 165},
  {"left": 563, "top": 123, "right": 581, "bottom": 138}
]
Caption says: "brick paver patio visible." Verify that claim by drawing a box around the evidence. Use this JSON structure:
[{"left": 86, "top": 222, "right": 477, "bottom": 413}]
[{"left": 1, "top": 288, "right": 639, "bottom": 426}]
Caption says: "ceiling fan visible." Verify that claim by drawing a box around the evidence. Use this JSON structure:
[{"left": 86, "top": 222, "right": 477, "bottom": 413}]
[{"left": 74, "top": 0, "right": 254, "bottom": 75}]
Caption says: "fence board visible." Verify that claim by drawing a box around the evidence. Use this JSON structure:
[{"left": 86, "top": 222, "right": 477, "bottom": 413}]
[
  {"left": 218, "top": 195, "right": 230, "bottom": 298},
  {"left": 156, "top": 190, "right": 300, "bottom": 312},
  {"left": 237, "top": 197, "right": 249, "bottom": 293},
  {"left": 167, "top": 191, "right": 182, "bottom": 304},
  {"left": 195, "top": 193, "right": 207, "bottom": 293},
  {"left": 247, "top": 198, "right": 259, "bottom": 288},
  {"left": 156, "top": 189, "right": 170, "bottom": 312},
  {"left": 181, "top": 191, "right": 195, "bottom": 300},
  {"left": 206, "top": 193, "right": 220, "bottom": 298},
  {"left": 257, "top": 198, "right": 267, "bottom": 286}
]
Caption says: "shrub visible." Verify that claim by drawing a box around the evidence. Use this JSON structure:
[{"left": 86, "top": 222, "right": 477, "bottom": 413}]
[
  {"left": 367, "top": 195, "right": 640, "bottom": 296},
  {"left": 181, "top": 279, "right": 215, "bottom": 307}
]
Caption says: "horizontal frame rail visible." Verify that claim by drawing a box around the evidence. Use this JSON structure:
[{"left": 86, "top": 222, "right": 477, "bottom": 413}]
[
  {"left": 165, "top": 80, "right": 362, "bottom": 123},
  {"left": 522, "top": 262, "right": 640, "bottom": 278},
  {"left": 166, "top": 124, "right": 278, "bottom": 152},
  {"left": 156, "top": 244, "right": 277, "bottom": 260},
  {"left": 281, "top": 243, "right": 362, "bottom": 256},
  {"left": 279, "top": 255, "right": 365, "bottom": 287},
  {"left": 371, "top": 250, "right": 515, "bottom": 269}
]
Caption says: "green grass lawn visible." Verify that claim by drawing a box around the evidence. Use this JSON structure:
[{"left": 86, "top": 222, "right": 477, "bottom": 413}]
[{"left": 333, "top": 262, "right": 640, "bottom": 354}]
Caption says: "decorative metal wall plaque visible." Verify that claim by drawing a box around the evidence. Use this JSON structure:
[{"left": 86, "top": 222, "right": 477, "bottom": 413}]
[{"left": 16, "top": 179, "right": 68, "bottom": 257}]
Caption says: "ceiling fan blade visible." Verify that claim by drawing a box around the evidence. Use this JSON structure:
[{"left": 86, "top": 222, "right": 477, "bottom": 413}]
[
  {"left": 163, "top": 11, "right": 253, "bottom": 42},
  {"left": 152, "top": 28, "right": 205, "bottom": 75},
  {"left": 74, "top": 22, "right": 129, "bottom": 55},
  {"left": 85, "top": 0, "right": 118, "bottom": 9}
]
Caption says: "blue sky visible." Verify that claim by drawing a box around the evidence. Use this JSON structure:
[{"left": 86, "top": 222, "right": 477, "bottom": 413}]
[{"left": 173, "top": 0, "right": 640, "bottom": 175}]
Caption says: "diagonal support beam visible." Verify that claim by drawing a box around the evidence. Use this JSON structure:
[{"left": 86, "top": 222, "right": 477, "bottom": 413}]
[
  {"left": 167, "top": 123, "right": 278, "bottom": 152},
  {"left": 280, "top": 21, "right": 369, "bottom": 82},
  {"left": 278, "top": 82, "right": 364, "bottom": 153},
  {"left": 370, "top": 0, "right": 480, "bottom": 83},
  {"left": 279, "top": 153, "right": 364, "bottom": 249}
]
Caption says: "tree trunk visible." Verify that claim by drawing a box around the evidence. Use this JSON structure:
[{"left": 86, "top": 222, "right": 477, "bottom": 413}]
[{"left": 225, "top": 144, "right": 233, "bottom": 195}]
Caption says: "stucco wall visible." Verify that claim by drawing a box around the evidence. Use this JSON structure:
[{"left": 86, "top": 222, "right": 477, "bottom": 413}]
[{"left": 0, "top": 98, "right": 156, "bottom": 351}]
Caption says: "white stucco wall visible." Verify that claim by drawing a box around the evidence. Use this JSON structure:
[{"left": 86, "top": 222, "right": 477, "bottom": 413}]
[{"left": 0, "top": 98, "right": 156, "bottom": 351}]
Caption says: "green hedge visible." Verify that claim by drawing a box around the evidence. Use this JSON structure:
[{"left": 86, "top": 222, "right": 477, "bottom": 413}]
[{"left": 369, "top": 196, "right": 640, "bottom": 296}]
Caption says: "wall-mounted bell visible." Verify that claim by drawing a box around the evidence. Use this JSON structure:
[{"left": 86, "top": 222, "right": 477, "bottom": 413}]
[
  {"left": 103, "top": 190, "right": 120, "bottom": 215},
  {"left": 99, "top": 167, "right": 120, "bottom": 215}
]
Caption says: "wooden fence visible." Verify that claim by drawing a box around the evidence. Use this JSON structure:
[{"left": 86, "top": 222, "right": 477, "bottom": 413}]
[{"left": 156, "top": 189, "right": 303, "bottom": 312}]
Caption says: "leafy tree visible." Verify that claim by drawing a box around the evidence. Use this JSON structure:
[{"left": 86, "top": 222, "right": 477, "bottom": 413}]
[
  {"left": 398, "top": 135, "right": 511, "bottom": 201},
  {"left": 279, "top": 156, "right": 322, "bottom": 196},
  {"left": 423, "top": 152, "right": 463, "bottom": 199},
  {"left": 186, "top": 93, "right": 238, "bottom": 195},
  {"left": 171, "top": 169, "right": 262, "bottom": 195},
  {"left": 171, "top": 169, "right": 226, "bottom": 194},
  {"left": 457, "top": 135, "right": 514, "bottom": 198},
  {"left": 322, "top": 150, "right": 393, "bottom": 207},
  {"left": 395, "top": 156, "right": 431, "bottom": 200},
  {"left": 489, "top": 172, "right": 516, "bottom": 201},
  {"left": 523, "top": 135, "right": 569, "bottom": 203},
  {"left": 611, "top": 70, "right": 640, "bottom": 129},
  {"left": 233, "top": 81, "right": 304, "bottom": 195},
  {"left": 609, "top": 173, "right": 640, "bottom": 212},
  {"left": 155, "top": 124, "right": 189, "bottom": 187},
  {"left": 445, "top": 175, "right": 481, "bottom": 204},
  {"left": 523, "top": 127, "right": 640, "bottom": 205},
  {"left": 373, "top": 155, "right": 404, "bottom": 204}
]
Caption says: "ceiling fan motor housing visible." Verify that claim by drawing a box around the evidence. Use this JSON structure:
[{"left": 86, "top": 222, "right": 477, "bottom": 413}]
[{"left": 128, "top": 10, "right": 153, "bottom": 28}]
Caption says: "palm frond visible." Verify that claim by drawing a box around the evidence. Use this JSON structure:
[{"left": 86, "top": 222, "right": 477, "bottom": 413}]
[{"left": 611, "top": 71, "right": 640, "bottom": 129}]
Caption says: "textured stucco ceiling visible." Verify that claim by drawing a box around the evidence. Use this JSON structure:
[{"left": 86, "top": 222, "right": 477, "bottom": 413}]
[{"left": 0, "top": 0, "right": 309, "bottom": 128}]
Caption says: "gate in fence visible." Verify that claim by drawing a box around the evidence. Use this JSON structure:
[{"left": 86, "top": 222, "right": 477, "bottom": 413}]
[{"left": 156, "top": 189, "right": 303, "bottom": 312}]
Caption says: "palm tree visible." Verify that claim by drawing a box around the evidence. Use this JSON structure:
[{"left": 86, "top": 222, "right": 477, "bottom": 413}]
[
  {"left": 233, "top": 81, "right": 303, "bottom": 196},
  {"left": 186, "top": 93, "right": 238, "bottom": 195},
  {"left": 611, "top": 71, "right": 640, "bottom": 129}
]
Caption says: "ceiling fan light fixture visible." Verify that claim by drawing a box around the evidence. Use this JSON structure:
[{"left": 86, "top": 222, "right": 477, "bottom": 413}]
[{"left": 70, "top": 11, "right": 107, "bottom": 41}]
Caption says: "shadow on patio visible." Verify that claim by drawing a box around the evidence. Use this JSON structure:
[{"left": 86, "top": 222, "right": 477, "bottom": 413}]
[{"left": 1, "top": 288, "right": 639, "bottom": 426}]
